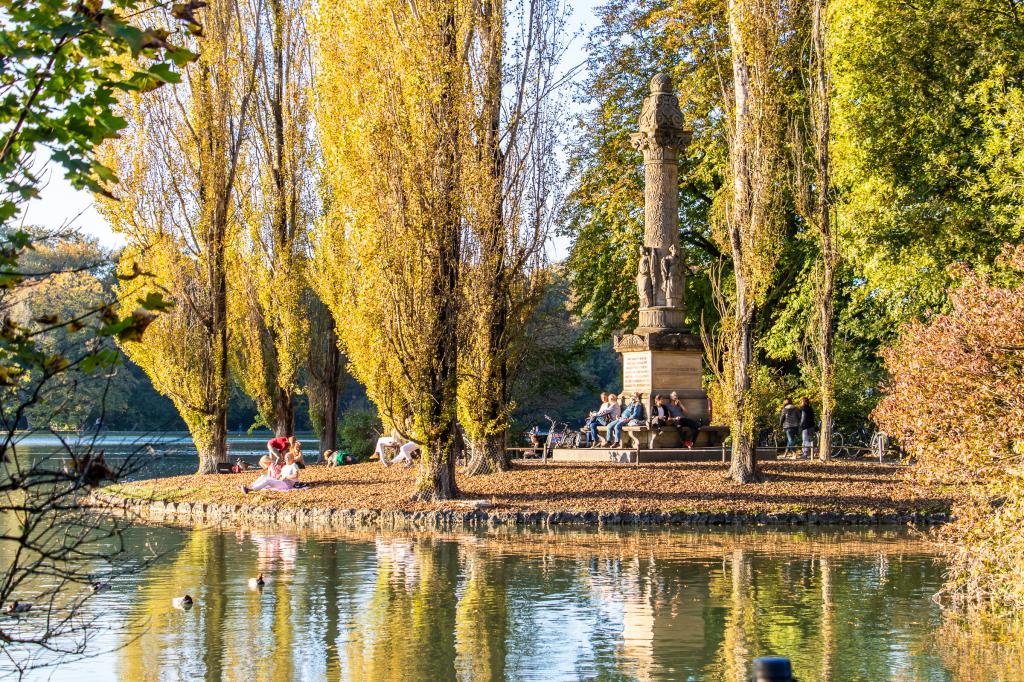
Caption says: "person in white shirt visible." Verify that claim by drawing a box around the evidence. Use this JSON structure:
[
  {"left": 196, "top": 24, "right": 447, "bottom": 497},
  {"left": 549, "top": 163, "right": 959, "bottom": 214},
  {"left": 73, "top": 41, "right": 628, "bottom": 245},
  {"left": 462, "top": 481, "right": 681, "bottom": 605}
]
[
  {"left": 375, "top": 426, "right": 404, "bottom": 463},
  {"left": 587, "top": 393, "right": 621, "bottom": 446},
  {"left": 242, "top": 452, "right": 300, "bottom": 493},
  {"left": 387, "top": 440, "right": 418, "bottom": 467},
  {"left": 582, "top": 392, "right": 608, "bottom": 446}
]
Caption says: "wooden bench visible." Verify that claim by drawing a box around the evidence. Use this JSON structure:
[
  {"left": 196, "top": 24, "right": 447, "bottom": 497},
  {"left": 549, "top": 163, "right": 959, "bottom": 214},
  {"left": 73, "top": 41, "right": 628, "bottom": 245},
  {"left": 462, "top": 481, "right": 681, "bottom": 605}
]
[{"left": 622, "top": 424, "right": 729, "bottom": 449}]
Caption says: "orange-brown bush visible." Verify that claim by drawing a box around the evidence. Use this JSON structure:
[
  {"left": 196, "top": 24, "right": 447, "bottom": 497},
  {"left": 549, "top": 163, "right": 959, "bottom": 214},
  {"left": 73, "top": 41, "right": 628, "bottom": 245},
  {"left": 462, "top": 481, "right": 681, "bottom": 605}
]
[{"left": 874, "top": 246, "right": 1024, "bottom": 614}]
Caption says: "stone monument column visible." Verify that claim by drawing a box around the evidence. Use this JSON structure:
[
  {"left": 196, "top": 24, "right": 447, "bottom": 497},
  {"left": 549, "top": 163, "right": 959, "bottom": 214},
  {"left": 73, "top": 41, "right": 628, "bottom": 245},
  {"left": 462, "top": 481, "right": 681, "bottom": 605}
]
[
  {"left": 631, "top": 73, "right": 692, "bottom": 334},
  {"left": 615, "top": 74, "right": 709, "bottom": 430}
]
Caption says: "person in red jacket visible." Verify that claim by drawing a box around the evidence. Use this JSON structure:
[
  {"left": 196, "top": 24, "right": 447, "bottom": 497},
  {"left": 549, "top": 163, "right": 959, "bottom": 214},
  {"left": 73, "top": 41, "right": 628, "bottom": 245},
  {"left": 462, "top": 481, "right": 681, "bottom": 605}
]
[{"left": 261, "top": 436, "right": 290, "bottom": 470}]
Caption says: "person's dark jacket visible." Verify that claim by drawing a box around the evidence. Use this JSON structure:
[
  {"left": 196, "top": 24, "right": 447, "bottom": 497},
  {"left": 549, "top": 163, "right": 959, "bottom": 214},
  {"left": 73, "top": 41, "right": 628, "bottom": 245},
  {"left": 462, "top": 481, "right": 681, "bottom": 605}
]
[
  {"left": 799, "top": 404, "right": 816, "bottom": 431},
  {"left": 780, "top": 404, "right": 801, "bottom": 430}
]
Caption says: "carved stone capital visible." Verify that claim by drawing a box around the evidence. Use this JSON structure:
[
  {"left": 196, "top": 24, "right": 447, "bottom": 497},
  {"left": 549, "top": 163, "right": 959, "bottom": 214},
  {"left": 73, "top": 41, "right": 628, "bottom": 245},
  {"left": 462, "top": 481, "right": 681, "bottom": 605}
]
[
  {"left": 613, "top": 331, "right": 704, "bottom": 353},
  {"left": 630, "top": 130, "right": 692, "bottom": 158},
  {"left": 633, "top": 75, "right": 692, "bottom": 157}
]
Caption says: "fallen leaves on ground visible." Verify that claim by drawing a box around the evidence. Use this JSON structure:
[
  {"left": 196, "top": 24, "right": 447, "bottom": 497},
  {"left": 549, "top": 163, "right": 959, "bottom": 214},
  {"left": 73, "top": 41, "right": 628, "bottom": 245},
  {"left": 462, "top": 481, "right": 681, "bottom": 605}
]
[{"left": 108, "top": 460, "right": 949, "bottom": 516}]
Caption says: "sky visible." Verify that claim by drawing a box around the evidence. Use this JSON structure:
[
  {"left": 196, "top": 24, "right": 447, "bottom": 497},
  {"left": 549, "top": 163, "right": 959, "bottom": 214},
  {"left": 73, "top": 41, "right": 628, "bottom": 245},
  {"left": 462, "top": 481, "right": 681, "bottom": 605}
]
[{"left": 21, "top": 0, "right": 604, "bottom": 255}]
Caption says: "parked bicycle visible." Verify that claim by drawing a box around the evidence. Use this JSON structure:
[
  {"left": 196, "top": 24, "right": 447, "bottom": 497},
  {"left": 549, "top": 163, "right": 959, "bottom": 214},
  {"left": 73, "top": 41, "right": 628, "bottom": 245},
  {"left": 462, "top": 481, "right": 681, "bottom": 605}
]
[{"left": 541, "top": 415, "right": 579, "bottom": 460}]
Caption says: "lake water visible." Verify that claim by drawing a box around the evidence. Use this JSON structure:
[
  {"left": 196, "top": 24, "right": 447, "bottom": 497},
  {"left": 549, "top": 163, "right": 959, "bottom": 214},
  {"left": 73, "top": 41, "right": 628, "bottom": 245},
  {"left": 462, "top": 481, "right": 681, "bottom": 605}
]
[
  {"left": 0, "top": 433, "right": 1014, "bottom": 681},
  {"left": 7, "top": 431, "right": 316, "bottom": 479}
]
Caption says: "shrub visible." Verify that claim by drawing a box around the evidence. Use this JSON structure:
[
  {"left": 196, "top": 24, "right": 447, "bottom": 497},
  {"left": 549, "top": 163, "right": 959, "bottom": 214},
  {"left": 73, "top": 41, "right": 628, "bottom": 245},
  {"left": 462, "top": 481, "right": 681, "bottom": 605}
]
[
  {"left": 873, "top": 246, "right": 1024, "bottom": 614},
  {"left": 337, "top": 406, "right": 381, "bottom": 461}
]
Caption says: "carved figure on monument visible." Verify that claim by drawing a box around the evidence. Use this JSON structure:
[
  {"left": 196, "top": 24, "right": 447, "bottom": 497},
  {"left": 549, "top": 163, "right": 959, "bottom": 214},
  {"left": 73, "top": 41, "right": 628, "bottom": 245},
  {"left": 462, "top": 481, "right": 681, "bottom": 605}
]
[
  {"left": 662, "top": 244, "right": 680, "bottom": 308},
  {"left": 636, "top": 247, "right": 653, "bottom": 309},
  {"left": 649, "top": 247, "right": 664, "bottom": 306}
]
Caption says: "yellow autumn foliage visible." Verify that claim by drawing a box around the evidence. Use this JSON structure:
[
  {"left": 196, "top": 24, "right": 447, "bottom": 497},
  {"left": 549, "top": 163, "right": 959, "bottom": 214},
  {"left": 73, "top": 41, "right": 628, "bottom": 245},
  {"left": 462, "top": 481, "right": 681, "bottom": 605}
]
[
  {"left": 97, "top": 0, "right": 258, "bottom": 472},
  {"left": 311, "top": 0, "right": 473, "bottom": 498}
]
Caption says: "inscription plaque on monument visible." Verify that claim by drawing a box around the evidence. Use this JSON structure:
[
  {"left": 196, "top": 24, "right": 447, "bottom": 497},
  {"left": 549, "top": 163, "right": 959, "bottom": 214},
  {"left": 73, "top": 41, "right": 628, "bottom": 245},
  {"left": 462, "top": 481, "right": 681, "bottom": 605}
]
[{"left": 622, "top": 352, "right": 652, "bottom": 394}]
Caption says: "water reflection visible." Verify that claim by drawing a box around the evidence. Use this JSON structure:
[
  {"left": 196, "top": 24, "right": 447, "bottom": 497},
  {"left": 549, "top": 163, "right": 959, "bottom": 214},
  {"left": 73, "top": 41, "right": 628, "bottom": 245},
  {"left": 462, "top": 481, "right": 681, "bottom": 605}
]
[{"left": 5, "top": 525, "right": 1009, "bottom": 680}]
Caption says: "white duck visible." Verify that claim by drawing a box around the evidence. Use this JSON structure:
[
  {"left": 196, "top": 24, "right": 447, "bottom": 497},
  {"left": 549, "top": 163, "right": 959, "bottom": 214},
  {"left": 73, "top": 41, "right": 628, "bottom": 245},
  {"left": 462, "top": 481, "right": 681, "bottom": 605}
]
[
  {"left": 248, "top": 574, "right": 265, "bottom": 590},
  {"left": 5, "top": 601, "right": 31, "bottom": 615},
  {"left": 171, "top": 595, "right": 193, "bottom": 610}
]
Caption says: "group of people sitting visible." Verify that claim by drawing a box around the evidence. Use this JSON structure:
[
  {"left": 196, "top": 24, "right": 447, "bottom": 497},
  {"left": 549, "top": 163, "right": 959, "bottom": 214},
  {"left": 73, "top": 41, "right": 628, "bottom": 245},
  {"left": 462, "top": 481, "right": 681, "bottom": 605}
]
[
  {"left": 583, "top": 390, "right": 701, "bottom": 448},
  {"left": 241, "top": 436, "right": 307, "bottom": 494}
]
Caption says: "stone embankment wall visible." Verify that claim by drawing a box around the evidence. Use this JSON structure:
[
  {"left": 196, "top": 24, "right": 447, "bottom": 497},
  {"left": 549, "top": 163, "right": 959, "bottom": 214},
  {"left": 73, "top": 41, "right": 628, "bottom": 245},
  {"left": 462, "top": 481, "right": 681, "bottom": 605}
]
[{"left": 92, "top": 491, "right": 950, "bottom": 530}]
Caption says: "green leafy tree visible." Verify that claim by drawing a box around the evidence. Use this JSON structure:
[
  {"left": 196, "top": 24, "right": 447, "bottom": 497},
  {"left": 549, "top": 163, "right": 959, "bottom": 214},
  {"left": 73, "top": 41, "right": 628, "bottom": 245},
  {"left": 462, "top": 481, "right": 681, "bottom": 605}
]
[
  {"left": 831, "top": 0, "right": 1024, "bottom": 329},
  {"left": 0, "top": 0, "right": 196, "bottom": 670},
  {"left": 0, "top": 0, "right": 199, "bottom": 223}
]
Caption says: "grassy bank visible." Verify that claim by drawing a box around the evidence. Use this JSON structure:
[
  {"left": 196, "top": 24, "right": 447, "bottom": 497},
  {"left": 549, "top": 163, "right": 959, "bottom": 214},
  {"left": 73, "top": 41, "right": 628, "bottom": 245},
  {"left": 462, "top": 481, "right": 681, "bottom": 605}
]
[{"left": 105, "top": 460, "right": 949, "bottom": 519}]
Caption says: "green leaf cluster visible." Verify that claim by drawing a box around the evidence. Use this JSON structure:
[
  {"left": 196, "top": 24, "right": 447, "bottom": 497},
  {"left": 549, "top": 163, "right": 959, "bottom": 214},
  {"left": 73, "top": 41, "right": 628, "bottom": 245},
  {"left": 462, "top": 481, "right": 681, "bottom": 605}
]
[{"left": 0, "top": 0, "right": 197, "bottom": 226}]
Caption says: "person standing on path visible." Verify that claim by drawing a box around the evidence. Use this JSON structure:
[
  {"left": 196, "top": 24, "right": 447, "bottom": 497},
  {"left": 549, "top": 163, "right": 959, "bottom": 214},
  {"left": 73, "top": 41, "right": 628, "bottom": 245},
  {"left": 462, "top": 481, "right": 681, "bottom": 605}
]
[
  {"left": 779, "top": 398, "right": 801, "bottom": 458},
  {"left": 800, "top": 397, "right": 817, "bottom": 460}
]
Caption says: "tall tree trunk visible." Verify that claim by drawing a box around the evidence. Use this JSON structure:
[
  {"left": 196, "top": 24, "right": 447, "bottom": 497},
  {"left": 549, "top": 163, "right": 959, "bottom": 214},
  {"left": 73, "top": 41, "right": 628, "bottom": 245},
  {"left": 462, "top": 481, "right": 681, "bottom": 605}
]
[
  {"left": 272, "top": 387, "right": 295, "bottom": 437},
  {"left": 416, "top": 184, "right": 461, "bottom": 499},
  {"left": 196, "top": 50, "right": 232, "bottom": 474},
  {"left": 727, "top": 0, "right": 759, "bottom": 483},
  {"left": 812, "top": 0, "right": 836, "bottom": 462},
  {"left": 307, "top": 296, "right": 343, "bottom": 453},
  {"left": 413, "top": 5, "right": 461, "bottom": 502},
  {"left": 197, "top": 414, "right": 228, "bottom": 474},
  {"left": 268, "top": 0, "right": 296, "bottom": 441},
  {"left": 465, "top": 0, "right": 511, "bottom": 476},
  {"left": 199, "top": 204, "right": 230, "bottom": 473}
]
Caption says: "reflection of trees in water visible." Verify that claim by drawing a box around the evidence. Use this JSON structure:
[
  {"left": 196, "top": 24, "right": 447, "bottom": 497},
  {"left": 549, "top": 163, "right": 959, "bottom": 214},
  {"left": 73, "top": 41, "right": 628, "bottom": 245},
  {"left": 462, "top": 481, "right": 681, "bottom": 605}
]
[
  {"left": 455, "top": 543, "right": 507, "bottom": 682},
  {"left": 937, "top": 615, "right": 1024, "bottom": 681},
  {"left": 109, "top": 527, "right": 1021, "bottom": 681},
  {"left": 118, "top": 529, "right": 222, "bottom": 681},
  {"left": 820, "top": 557, "right": 834, "bottom": 682},
  {"left": 345, "top": 537, "right": 459, "bottom": 680}
]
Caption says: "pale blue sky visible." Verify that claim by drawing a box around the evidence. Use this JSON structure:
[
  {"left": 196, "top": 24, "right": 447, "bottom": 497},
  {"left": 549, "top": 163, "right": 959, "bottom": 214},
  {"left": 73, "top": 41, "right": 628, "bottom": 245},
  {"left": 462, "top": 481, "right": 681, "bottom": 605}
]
[{"left": 22, "top": 0, "right": 604, "bottom": 255}]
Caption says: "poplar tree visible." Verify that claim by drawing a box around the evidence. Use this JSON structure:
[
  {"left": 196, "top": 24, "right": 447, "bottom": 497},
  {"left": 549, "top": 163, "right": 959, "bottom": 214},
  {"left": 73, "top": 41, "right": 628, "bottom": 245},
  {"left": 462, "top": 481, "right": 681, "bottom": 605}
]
[
  {"left": 312, "top": 0, "right": 470, "bottom": 500},
  {"left": 306, "top": 294, "right": 344, "bottom": 453},
  {"left": 459, "top": 0, "right": 565, "bottom": 475},
  {"left": 229, "top": 0, "right": 315, "bottom": 437},
  {"left": 99, "top": 0, "right": 259, "bottom": 473},
  {"left": 720, "top": 0, "right": 787, "bottom": 483},
  {"left": 793, "top": 0, "right": 836, "bottom": 460}
]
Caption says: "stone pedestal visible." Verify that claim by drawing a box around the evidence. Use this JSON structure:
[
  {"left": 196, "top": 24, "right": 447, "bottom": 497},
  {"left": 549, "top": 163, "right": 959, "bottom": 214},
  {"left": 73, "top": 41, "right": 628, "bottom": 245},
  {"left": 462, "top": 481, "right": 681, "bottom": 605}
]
[{"left": 614, "top": 332, "right": 708, "bottom": 421}]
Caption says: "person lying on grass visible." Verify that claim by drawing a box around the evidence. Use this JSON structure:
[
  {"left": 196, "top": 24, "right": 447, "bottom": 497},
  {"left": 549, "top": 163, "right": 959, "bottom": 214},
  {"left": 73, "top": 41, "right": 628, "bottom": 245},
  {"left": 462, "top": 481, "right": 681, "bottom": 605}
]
[
  {"left": 241, "top": 452, "right": 300, "bottom": 494},
  {"left": 323, "top": 449, "right": 357, "bottom": 467}
]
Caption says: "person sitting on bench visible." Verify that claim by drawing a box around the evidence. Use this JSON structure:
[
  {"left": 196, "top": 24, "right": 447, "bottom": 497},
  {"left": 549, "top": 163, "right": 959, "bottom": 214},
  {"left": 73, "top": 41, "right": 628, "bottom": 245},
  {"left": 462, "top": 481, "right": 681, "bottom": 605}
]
[
  {"left": 606, "top": 393, "right": 646, "bottom": 448},
  {"left": 650, "top": 394, "right": 670, "bottom": 428},
  {"left": 582, "top": 392, "right": 609, "bottom": 445},
  {"left": 587, "top": 393, "right": 620, "bottom": 447},
  {"left": 668, "top": 391, "right": 700, "bottom": 448}
]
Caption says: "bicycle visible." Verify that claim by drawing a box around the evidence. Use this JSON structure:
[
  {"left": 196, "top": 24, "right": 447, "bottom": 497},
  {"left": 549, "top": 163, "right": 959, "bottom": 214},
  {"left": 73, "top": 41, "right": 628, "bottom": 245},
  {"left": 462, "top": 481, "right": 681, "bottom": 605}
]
[{"left": 541, "top": 415, "right": 577, "bottom": 460}]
